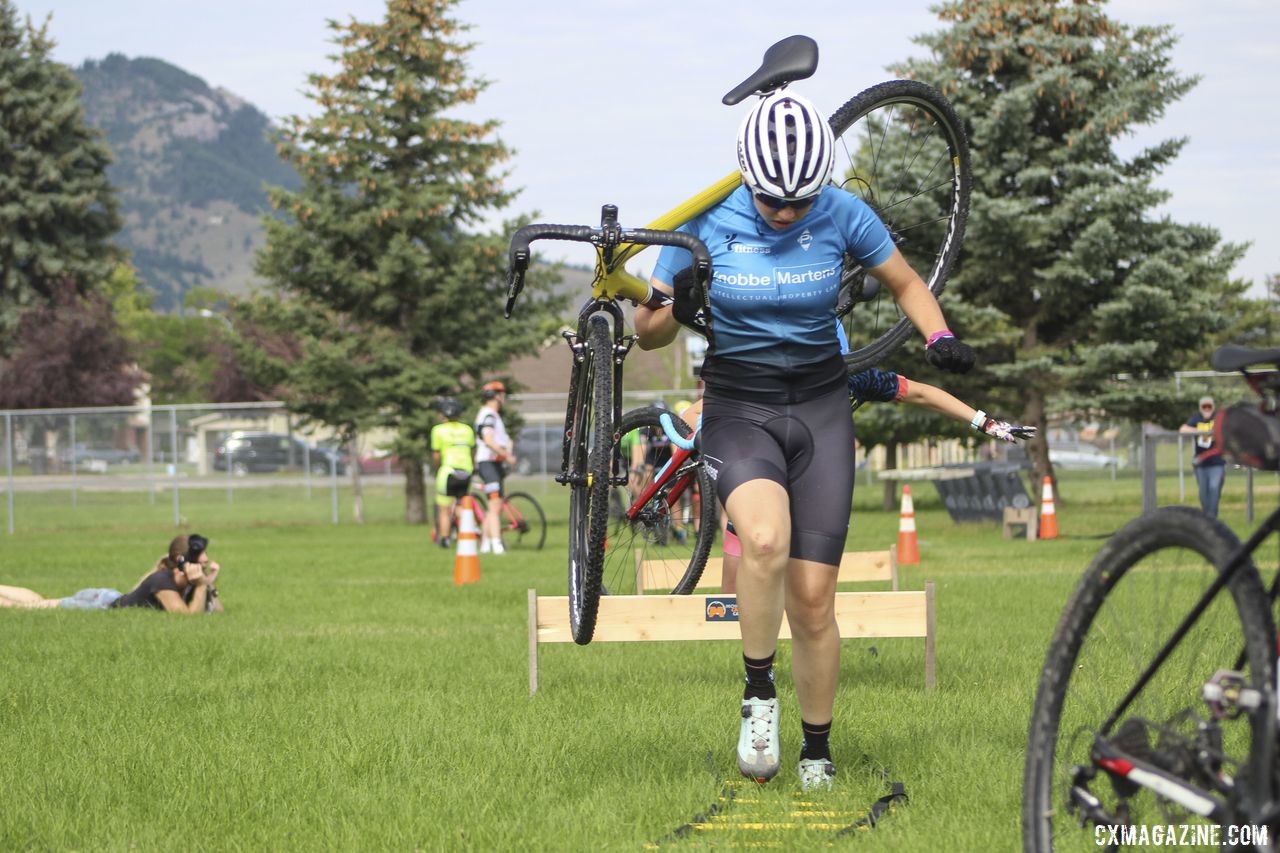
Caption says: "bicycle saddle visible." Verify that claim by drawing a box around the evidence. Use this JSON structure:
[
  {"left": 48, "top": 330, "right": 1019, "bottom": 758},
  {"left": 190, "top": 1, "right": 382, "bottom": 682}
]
[
  {"left": 1210, "top": 344, "right": 1280, "bottom": 373},
  {"left": 722, "top": 35, "right": 818, "bottom": 105}
]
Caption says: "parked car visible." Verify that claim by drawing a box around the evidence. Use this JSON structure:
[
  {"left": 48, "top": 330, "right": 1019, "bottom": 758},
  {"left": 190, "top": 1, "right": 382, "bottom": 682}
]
[
  {"left": 212, "top": 432, "right": 346, "bottom": 475},
  {"left": 1049, "top": 442, "right": 1125, "bottom": 470},
  {"left": 58, "top": 444, "right": 141, "bottom": 466},
  {"left": 513, "top": 425, "right": 563, "bottom": 475},
  {"left": 357, "top": 450, "right": 407, "bottom": 475},
  {"left": 1008, "top": 442, "right": 1124, "bottom": 470}
]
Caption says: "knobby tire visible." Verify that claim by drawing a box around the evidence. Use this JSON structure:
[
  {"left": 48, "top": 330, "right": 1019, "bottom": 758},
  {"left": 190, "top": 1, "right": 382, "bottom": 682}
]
[
  {"left": 1022, "top": 507, "right": 1275, "bottom": 852},
  {"left": 566, "top": 314, "right": 614, "bottom": 644}
]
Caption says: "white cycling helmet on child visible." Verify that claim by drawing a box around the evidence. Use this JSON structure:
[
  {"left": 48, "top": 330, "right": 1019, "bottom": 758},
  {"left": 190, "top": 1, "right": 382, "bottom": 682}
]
[{"left": 736, "top": 90, "right": 834, "bottom": 201}]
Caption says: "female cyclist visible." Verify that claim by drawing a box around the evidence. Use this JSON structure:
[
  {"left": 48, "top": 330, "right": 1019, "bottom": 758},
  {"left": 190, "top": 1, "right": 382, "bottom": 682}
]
[{"left": 636, "top": 90, "right": 974, "bottom": 790}]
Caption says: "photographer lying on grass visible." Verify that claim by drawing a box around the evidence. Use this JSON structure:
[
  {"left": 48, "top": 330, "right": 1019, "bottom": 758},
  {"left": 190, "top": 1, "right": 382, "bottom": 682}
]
[{"left": 0, "top": 533, "right": 223, "bottom": 613}]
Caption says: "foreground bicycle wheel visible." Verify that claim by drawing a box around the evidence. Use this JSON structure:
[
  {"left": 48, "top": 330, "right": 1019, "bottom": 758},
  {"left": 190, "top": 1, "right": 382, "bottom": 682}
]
[
  {"left": 565, "top": 314, "right": 614, "bottom": 644},
  {"left": 601, "top": 407, "right": 716, "bottom": 596},
  {"left": 501, "top": 491, "right": 547, "bottom": 550},
  {"left": 1023, "top": 507, "right": 1275, "bottom": 852},
  {"left": 829, "top": 79, "right": 970, "bottom": 372}
]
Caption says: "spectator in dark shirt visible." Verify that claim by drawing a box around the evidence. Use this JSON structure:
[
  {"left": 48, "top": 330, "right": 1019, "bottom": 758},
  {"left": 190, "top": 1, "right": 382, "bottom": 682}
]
[
  {"left": 1179, "top": 395, "right": 1226, "bottom": 517},
  {"left": 0, "top": 533, "right": 222, "bottom": 613}
]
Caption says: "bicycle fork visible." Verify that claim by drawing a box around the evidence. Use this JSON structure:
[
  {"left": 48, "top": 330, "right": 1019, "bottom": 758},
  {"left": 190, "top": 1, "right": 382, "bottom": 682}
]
[{"left": 557, "top": 301, "right": 635, "bottom": 489}]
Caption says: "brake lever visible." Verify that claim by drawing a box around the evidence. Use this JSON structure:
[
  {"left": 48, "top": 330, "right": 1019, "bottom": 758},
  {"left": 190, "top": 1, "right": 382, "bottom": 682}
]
[{"left": 504, "top": 249, "right": 530, "bottom": 319}]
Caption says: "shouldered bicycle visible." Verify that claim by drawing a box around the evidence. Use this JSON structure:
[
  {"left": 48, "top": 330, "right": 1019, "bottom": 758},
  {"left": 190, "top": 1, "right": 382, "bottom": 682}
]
[
  {"left": 1023, "top": 344, "right": 1280, "bottom": 851},
  {"left": 504, "top": 34, "right": 971, "bottom": 644}
]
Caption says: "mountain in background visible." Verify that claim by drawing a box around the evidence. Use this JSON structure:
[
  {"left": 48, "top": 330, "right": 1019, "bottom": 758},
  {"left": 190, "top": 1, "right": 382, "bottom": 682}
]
[
  {"left": 69, "top": 55, "right": 691, "bottom": 393},
  {"left": 75, "top": 54, "right": 301, "bottom": 310}
]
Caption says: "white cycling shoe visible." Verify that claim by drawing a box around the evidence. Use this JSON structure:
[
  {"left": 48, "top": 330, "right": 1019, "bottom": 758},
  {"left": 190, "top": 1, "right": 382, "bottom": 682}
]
[
  {"left": 798, "top": 757, "right": 837, "bottom": 791},
  {"left": 737, "top": 696, "right": 781, "bottom": 782}
]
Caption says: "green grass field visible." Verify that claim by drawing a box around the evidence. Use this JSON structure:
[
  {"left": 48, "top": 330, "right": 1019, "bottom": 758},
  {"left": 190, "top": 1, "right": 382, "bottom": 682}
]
[{"left": 1, "top": 469, "right": 1275, "bottom": 850}]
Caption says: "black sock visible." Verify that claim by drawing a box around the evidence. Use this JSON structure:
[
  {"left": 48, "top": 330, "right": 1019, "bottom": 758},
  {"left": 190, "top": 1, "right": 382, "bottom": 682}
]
[
  {"left": 742, "top": 652, "right": 776, "bottom": 700},
  {"left": 800, "top": 719, "right": 832, "bottom": 761}
]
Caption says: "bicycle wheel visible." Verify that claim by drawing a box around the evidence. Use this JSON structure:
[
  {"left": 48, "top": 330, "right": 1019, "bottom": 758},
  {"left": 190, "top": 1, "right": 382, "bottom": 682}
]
[
  {"left": 599, "top": 406, "right": 717, "bottom": 596},
  {"left": 1023, "top": 507, "right": 1275, "bottom": 852},
  {"left": 501, "top": 492, "right": 547, "bottom": 551},
  {"left": 828, "top": 79, "right": 970, "bottom": 372},
  {"left": 565, "top": 313, "right": 614, "bottom": 644}
]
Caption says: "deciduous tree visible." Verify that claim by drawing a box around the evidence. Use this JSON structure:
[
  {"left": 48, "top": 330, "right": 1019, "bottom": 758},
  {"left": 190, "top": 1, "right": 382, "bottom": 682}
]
[{"left": 0, "top": 278, "right": 143, "bottom": 409}]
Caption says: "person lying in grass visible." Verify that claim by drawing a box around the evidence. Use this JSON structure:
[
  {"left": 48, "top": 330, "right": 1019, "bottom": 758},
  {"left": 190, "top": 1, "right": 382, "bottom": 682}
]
[{"left": 0, "top": 533, "right": 223, "bottom": 614}]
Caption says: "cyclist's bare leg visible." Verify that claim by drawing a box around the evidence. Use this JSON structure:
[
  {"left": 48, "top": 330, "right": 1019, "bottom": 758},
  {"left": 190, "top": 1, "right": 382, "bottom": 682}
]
[
  {"left": 434, "top": 501, "right": 453, "bottom": 543},
  {"left": 0, "top": 585, "right": 59, "bottom": 608},
  {"left": 725, "top": 479, "right": 791, "bottom": 659},
  {"left": 483, "top": 491, "right": 503, "bottom": 543},
  {"left": 784, "top": 559, "right": 839, "bottom": 726}
]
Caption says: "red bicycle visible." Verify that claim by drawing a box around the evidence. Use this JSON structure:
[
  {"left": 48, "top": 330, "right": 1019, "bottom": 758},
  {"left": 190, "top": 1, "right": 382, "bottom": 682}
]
[
  {"left": 449, "top": 485, "right": 547, "bottom": 551},
  {"left": 601, "top": 406, "right": 717, "bottom": 596}
]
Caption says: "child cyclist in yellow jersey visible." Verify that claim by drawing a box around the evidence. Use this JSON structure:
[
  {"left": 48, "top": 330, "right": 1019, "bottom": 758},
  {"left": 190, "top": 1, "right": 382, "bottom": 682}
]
[{"left": 431, "top": 398, "right": 477, "bottom": 549}]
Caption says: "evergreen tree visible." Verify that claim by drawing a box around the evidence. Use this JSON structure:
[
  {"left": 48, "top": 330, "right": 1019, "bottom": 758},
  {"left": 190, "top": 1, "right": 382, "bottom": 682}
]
[
  {"left": 254, "top": 0, "right": 564, "bottom": 522},
  {"left": 894, "top": 0, "right": 1247, "bottom": 483},
  {"left": 1210, "top": 273, "right": 1280, "bottom": 356},
  {"left": 0, "top": 0, "right": 120, "bottom": 343}
]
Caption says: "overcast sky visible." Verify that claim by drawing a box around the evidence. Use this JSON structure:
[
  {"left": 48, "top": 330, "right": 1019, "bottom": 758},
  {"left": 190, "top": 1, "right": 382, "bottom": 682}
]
[{"left": 17, "top": 0, "right": 1279, "bottom": 295}]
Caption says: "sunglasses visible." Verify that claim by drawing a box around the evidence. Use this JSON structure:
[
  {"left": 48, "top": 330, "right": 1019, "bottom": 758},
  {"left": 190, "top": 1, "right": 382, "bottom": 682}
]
[
  {"left": 753, "top": 191, "right": 815, "bottom": 212},
  {"left": 1200, "top": 404, "right": 1214, "bottom": 410}
]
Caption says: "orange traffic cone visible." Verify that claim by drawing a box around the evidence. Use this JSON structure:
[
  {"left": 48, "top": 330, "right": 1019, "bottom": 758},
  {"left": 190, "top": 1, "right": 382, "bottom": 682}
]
[
  {"left": 453, "top": 495, "right": 482, "bottom": 586},
  {"left": 897, "top": 484, "right": 920, "bottom": 565},
  {"left": 1038, "top": 476, "right": 1059, "bottom": 540}
]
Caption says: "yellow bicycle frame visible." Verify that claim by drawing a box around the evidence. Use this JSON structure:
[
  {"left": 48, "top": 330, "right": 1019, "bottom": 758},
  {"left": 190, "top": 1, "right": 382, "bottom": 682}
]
[{"left": 588, "top": 170, "right": 742, "bottom": 302}]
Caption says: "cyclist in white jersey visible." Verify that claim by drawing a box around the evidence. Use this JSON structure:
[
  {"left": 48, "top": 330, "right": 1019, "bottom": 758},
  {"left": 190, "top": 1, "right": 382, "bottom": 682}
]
[
  {"left": 474, "top": 381, "right": 516, "bottom": 555},
  {"left": 636, "top": 90, "right": 975, "bottom": 791}
]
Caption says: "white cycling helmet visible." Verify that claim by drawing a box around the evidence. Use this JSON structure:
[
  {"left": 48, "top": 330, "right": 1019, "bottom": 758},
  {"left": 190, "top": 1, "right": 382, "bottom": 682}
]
[{"left": 736, "top": 90, "right": 834, "bottom": 201}]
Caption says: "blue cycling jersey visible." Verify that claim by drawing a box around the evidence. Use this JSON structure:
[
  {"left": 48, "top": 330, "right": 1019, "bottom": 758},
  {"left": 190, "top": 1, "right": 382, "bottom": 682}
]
[{"left": 653, "top": 185, "right": 894, "bottom": 396}]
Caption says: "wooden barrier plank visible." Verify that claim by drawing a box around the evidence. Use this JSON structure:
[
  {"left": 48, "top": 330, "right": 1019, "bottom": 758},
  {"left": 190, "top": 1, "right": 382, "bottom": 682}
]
[
  {"left": 636, "top": 548, "right": 899, "bottom": 593},
  {"left": 535, "top": 591, "right": 927, "bottom": 643},
  {"left": 529, "top": 584, "right": 936, "bottom": 693}
]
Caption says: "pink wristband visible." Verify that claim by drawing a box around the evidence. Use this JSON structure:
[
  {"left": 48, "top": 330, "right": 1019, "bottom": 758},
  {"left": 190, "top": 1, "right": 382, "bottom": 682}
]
[{"left": 926, "top": 329, "right": 955, "bottom": 349}]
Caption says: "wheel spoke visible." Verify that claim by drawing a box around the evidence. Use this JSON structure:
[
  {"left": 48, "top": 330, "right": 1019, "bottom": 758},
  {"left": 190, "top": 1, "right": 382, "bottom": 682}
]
[
  {"left": 600, "top": 407, "right": 716, "bottom": 596},
  {"left": 829, "top": 82, "right": 969, "bottom": 373}
]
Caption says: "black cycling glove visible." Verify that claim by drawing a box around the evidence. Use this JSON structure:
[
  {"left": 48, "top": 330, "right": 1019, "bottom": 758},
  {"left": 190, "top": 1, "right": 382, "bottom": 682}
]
[
  {"left": 671, "top": 264, "right": 713, "bottom": 344},
  {"left": 924, "top": 332, "right": 975, "bottom": 373}
]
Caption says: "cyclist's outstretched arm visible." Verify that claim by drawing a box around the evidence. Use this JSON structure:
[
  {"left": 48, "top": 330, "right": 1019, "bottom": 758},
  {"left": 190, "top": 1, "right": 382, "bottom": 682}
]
[
  {"left": 635, "top": 277, "right": 679, "bottom": 350},
  {"left": 899, "top": 377, "right": 977, "bottom": 423},
  {"left": 899, "top": 376, "right": 1035, "bottom": 442}
]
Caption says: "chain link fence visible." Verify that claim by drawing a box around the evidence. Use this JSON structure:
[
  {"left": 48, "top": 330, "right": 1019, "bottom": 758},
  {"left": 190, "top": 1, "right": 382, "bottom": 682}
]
[
  {"left": 0, "top": 391, "right": 702, "bottom": 533},
  {"left": 4, "top": 373, "right": 1271, "bottom": 533}
]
